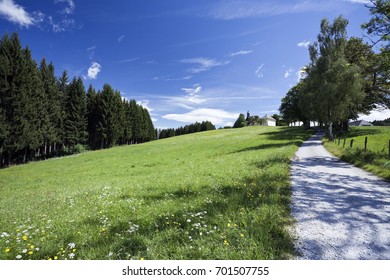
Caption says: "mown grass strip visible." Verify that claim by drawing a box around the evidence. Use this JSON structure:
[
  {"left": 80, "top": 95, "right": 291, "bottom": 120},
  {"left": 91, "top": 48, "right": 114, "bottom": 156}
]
[{"left": 0, "top": 126, "right": 312, "bottom": 260}]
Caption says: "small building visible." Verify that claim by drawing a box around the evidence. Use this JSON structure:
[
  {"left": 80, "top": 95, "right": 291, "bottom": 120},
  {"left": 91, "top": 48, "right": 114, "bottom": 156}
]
[
  {"left": 349, "top": 120, "right": 373, "bottom": 127},
  {"left": 262, "top": 114, "right": 276, "bottom": 126}
]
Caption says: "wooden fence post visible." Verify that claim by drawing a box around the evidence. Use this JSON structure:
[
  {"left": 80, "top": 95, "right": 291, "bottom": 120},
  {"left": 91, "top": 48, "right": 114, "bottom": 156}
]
[
  {"left": 364, "top": 137, "right": 368, "bottom": 151},
  {"left": 388, "top": 139, "right": 390, "bottom": 160},
  {"left": 350, "top": 139, "right": 354, "bottom": 148},
  {"left": 343, "top": 138, "right": 346, "bottom": 148}
]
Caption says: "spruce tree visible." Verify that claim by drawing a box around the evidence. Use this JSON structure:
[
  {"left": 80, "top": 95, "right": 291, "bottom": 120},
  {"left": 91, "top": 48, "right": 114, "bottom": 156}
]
[
  {"left": 40, "top": 59, "right": 63, "bottom": 155},
  {"left": 87, "top": 84, "right": 99, "bottom": 149},
  {"left": 64, "top": 77, "right": 88, "bottom": 147}
]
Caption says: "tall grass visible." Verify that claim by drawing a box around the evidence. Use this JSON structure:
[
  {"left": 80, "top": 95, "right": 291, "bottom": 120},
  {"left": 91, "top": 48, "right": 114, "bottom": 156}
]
[
  {"left": 323, "top": 126, "right": 390, "bottom": 180},
  {"left": 0, "top": 126, "right": 312, "bottom": 260}
]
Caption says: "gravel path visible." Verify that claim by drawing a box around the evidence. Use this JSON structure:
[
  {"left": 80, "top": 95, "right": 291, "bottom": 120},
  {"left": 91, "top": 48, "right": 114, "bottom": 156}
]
[{"left": 291, "top": 132, "right": 390, "bottom": 259}]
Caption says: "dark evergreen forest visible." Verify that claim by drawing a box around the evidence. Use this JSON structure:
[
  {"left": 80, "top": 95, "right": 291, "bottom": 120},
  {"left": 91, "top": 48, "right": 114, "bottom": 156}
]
[
  {"left": 0, "top": 33, "right": 155, "bottom": 167},
  {"left": 157, "top": 121, "right": 216, "bottom": 139}
]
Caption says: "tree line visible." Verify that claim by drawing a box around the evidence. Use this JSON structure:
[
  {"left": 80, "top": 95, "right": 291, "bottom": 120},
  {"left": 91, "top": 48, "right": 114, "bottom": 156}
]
[
  {"left": 0, "top": 32, "right": 155, "bottom": 167},
  {"left": 157, "top": 121, "right": 215, "bottom": 139},
  {"left": 279, "top": 1, "right": 390, "bottom": 139}
]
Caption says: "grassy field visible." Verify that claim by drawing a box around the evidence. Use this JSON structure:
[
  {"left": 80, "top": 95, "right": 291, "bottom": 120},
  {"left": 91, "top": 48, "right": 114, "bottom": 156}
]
[
  {"left": 0, "top": 126, "right": 312, "bottom": 260},
  {"left": 323, "top": 126, "right": 390, "bottom": 180}
]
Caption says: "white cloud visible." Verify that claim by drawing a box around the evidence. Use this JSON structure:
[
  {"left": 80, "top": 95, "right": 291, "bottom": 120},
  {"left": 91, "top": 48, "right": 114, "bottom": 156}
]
[
  {"left": 230, "top": 50, "right": 253, "bottom": 56},
  {"left": 359, "top": 109, "right": 390, "bottom": 122},
  {"left": 297, "top": 40, "right": 311, "bottom": 48},
  {"left": 137, "top": 100, "right": 153, "bottom": 112},
  {"left": 0, "top": 0, "right": 37, "bottom": 27},
  {"left": 118, "top": 35, "right": 125, "bottom": 42},
  {"left": 0, "top": 0, "right": 77, "bottom": 31},
  {"left": 296, "top": 66, "right": 307, "bottom": 81},
  {"left": 180, "top": 57, "right": 230, "bottom": 73},
  {"left": 284, "top": 67, "right": 293, "bottom": 78},
  {"left": 255, "top": 64, "right": 264, "bottom": 78},
  {"left": 87, "top": 62, "right": 101, "bottom": 79},
  {"left": 162, "top": 108, "right": 238, "bottom": 126}
]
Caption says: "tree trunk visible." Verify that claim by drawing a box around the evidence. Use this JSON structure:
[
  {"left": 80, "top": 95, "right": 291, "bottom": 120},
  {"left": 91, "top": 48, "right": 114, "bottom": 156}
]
[
  {"left": 342, "top": 120, "right": 349, "bottom": 132},
  {"left": 23, "top": 147, "right": 27, "bottom": 164},
  {"left": 44, "top": 141, "right": 47, "bottom": 157},
  {"left": 328, "top": 122, "right": 334, "bottom": 141}
]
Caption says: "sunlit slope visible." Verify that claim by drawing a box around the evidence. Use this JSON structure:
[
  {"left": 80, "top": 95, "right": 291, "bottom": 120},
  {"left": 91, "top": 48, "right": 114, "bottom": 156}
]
[{"left": 0, "top": 126, "right": 311, "bottom": 260}]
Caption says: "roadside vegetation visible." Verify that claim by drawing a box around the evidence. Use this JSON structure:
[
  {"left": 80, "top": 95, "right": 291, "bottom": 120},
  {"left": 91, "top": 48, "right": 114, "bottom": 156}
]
[
  {"left": 0, "top": 126, "right": 312, "bottom": 260},
  {"left": 323, "top": 126, "right": 390, "bottom": 180},
  {"left": 279, "top": 2, "right": 389, "bottom": 140}
]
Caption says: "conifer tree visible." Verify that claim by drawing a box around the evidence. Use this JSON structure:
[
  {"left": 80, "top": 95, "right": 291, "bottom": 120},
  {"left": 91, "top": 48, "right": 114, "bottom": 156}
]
[
  {"left": 86, "top": 84, "right": 99, "bottom": 149},
  {"left": 40, "top": 59, "right": 63, "bottom": 155},
  {"left": 64, "top": 77, "right": 88, "bottom": 147}
]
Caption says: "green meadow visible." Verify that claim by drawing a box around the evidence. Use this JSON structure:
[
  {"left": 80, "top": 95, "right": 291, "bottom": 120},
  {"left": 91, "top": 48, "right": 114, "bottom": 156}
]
[
  {"left": 0, "top": 126, "right": 311, "bottom": 260},
  {"left": 324, "top": 126, "right": 390, "bottom": 180}
]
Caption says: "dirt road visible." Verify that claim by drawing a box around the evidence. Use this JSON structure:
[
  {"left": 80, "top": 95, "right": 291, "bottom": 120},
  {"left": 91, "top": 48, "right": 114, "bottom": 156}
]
[{"left": 291, "top": 132, "right": 390, "bottom": 259}]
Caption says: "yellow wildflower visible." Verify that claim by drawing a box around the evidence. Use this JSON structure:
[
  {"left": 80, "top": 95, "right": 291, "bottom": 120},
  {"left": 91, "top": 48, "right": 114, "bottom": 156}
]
[
  {"left": 22, "top": 235, "right": 28, "bottom": 241},
  {"left": 140, "top": 257, "right": 144, "bottom": 260},
  {"left": 5, "top": 248, "right": 10, "bottom": 253},
  {"left": 223, "top": 240, "right": 229, "bottom": 245},
  {"left": 30, "top": 245, "right": 34, "bottom": 249},
  {"left": 28, "top": 251, "right": 33, "bottom": 255},
  {"left": 54, "top": 256, "right": 58, "bottom": 260}
]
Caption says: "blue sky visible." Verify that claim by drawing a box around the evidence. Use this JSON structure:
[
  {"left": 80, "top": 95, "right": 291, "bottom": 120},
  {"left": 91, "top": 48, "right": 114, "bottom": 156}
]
[{"left": 1, "top": 0, "right": 389, "bottom": 128}]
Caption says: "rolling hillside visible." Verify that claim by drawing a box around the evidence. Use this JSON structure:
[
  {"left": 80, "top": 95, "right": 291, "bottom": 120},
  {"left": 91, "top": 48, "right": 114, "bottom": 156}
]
[{"left": 0, "top": 126, "right": 311, "bottom": 260}]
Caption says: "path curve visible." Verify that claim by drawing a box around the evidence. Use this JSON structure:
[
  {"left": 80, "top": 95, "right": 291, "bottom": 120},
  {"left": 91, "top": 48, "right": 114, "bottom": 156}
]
[{"left": 291, "top": 132, "right": 390, "bottom": 259}]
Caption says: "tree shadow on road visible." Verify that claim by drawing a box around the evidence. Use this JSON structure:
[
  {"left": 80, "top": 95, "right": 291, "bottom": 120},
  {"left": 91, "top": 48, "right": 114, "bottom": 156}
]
[{"left": 291, "top": 156, "right": 390, "bottom": 259}]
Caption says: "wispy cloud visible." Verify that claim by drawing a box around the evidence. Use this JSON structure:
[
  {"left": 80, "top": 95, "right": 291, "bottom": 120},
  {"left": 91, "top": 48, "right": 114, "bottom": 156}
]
[
  {"left": 55, "top": 0, "right": 75, "bottom": 15},
  {"left": 208, "top": 0, "right": 335, "bottom": 20},
  {"left": 87, "top": 46, "right": 96, "bottom": 60},
  {"left": 255, "top": 64, "right": 264, "bottom": 78},
  {"left": 297, "top": 40, "right": 310, "bottom": 48},
  {"left": 0, "top": 0, "right": 39, "bottom": 27},
  {"left": 343, "top": 0, "right": 370, "bottom": 4},
  {"left": 181, "top": 84, "right": 202, "bottom": 96},
  {"left": 116, "top": 57, "right": 140, "bottom": 64},
  {"left": 118, "top": 35, "right": 125, "bottom": 42},
  {"left": 230, "top": 50, "right": 253, "bottom": 56},
  {"left": 162, "top": 108, "right": 238, "bottom": 126},
  {"left": 180, "top": 57, "right": 230, "bottom": 74},
  {"left": 180, "top": 84, "right": 206, "bottom": 105},
  {"left": 230, "top": 50, "right": 253, "bottom": 57},
  {"left": 284, "top": 67, "right": 294, "bottom": 78},
  {"left": 87, "top": 62, "right": 101, "bottom": 79}
]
